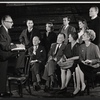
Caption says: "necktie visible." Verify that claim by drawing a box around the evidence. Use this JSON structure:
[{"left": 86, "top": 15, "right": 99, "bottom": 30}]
[{"left": 54, "top": 44, "right": 60, "bottom": 56}]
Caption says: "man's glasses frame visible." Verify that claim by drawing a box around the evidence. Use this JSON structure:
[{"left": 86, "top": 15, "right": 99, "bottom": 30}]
[{"left": 4, "top": 20, "right": 13, "bottom": 24}]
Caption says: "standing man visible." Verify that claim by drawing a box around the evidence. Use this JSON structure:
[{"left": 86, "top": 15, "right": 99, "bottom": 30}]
[
  {"left": 16, "top": 19, "right": 41, "bottom": 71},
  {"left": 19, "top": 19, "right": 41, "bottom": 49},
  {"left": 88, "top": 6, "right": 100, "bottom": 48},
  {"left": 0, "top": 15, "right": 17, "bottom": 97},
  {"left": 59, "top": 16, "right": 76, "bottom": 45}
]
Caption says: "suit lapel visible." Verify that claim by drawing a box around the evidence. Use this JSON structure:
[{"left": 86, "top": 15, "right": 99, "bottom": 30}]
[
  {"left": 2, "top": 26, "right": 11, "bottom": 43},
  {"left": 36, "top": 45, "right": 40, "bottom": 54},
  {"left": 56, "top": 44, "right": 62, "bottom": 55}
]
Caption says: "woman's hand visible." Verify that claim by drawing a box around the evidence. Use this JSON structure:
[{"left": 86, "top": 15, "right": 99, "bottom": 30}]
[
  {"left": 48, "top": 56, "right": 53, "bottom": 62},
  {"left": 84, "top": 59, "right": 92, "bottom": 64},
  {"left": 82, "top": 59, "right": 92, "bottom": 65}
]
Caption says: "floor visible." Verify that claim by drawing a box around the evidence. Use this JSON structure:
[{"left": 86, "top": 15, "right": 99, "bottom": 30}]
[
  {"left": 3, "top": 59, "right": 100, "bottom": 100},
  {"left": 1, "top": 84, "right": 100, "bottom": 100}
]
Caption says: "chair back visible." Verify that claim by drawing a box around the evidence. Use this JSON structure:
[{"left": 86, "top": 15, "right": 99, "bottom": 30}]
[{"left": 22, "top": 55, "right": 31, "bottom": 77}]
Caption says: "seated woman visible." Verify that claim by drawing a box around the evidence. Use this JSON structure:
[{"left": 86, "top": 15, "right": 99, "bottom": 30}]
[
  {"left": 57, "top": 32, "right": 79, "bottom": 93},
  {"left": 74, "top": 29, "right": 100, "bottom": 96},
  {"left": 28, "top": 36, "right": 46, "bottom": 91},
  {"left": 42, "top": 33, "right": 66, "bottom": 92}
]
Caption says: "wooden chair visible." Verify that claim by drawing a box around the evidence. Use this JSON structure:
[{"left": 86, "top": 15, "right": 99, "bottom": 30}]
[{"left": 8, "top": 55, "right": 31, "bottom": 97}]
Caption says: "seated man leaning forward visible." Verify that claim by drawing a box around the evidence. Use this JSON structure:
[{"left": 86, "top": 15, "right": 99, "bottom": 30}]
[
  {"left": 28, "top": 36, "right": 46, "bottom": 91},
  {"left": 42, "top": 33, "right": 66, "bottom": 92}
]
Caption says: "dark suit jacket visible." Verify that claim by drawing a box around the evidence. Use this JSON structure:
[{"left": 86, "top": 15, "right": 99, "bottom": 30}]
[
  {"left": 28, "top": 45, "right": 46, "bottom": 64},
  {"left": 0, "top": 26, "right": 16, "bottom": 93},
  {"left": 88, "top": 16, "right": 100, "bottom": 47},
  {"left": 59, "top": 25, "right": 76, "bottom": 45},
  {"left": 19, "top": 28, "right": 41, "bottom": 49},
  {"left": 41, "top": 31, "right": 57, "bottom": 54},
  {"left": 48, "top": 43, "right": 66, "bottom": 62},
  {"left": 0, "top": 26, "right": 16, "bottom": 61}
]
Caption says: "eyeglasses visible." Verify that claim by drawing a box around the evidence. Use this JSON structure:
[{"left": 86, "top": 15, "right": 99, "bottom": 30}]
[{"left": 4, "top": 21, "right": 13, "bottom": 24}]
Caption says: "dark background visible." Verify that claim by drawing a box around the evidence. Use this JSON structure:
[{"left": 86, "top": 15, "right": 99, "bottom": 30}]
[{"left": 0, "top": 3, "right": 100, "bottom": 43}]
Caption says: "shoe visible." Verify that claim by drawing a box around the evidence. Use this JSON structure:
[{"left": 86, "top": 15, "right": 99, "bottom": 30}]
[
  {"left": 33, "top": 85, "right": 38, "bottom": 91},
  {"left": 37, "top": 85, "right": 41, "bottom": 91},
  {"left": 44, "top": 85, "right": 50, "bottom": 92},
  {"left": 63, "top": 92, "right": 74, "bottom": 98},
  {"left": 0, "top": 92, "right": 12, "bottom": 97},
  {"left": 56, "top": 87, "right": 67, "bottom": 94},
  {"left": 80, "top": 86, "right": 86, "bottom": 96},
  {"left": 49, "top": 89, "right": 59, "bottom": 94},
  {"left": 33, "top": 85, "right": 41, "bottom": 91},
  {"left": 50, "top": 81, "right": 55, "bottom": 89},
  {"left": 71, "top": 90, "right": 81, "bottom": 97}
]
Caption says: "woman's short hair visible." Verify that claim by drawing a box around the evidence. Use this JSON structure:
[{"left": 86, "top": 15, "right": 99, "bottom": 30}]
[
  {"left": 85, "top": 29, "right": 96, "bottom": 41},
  {"left": 70, "top": 32, "right": 78, "bottom": 41},
  {"left": 46, "top": 22, "right": 54, "bottom": 31}
]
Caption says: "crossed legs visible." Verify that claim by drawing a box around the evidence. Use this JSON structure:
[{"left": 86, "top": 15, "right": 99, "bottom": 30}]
[
  {"left": 73, "top": 65, "right": 86, "bottom": 95},
  {"left": 60, "top": 69, "right": 72, "bottom": 90}
]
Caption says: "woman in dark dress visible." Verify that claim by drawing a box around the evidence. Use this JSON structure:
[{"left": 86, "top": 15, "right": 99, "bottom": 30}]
[
  {"left": 74, "top": 29, "right": 100, "bottom": 96},
  {"left": 57, "top": 32, "right": 79, "bottom": 92},
  {"left": 41, "top": 22, "right": 57, "bottom": 56}
]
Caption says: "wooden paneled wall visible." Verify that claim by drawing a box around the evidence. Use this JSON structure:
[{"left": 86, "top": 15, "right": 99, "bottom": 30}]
[{"left": 0, "top": 3, "right": 100, "bottom": 43}]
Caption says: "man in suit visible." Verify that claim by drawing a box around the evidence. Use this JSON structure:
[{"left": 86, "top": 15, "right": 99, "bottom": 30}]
[
  {"left": 59, "top": 16, "right": 76, "bottom": 45},
  {"left": 16, "top": 19, "right": 41, "bottom": 72},
  {"left": 28, "top": 36, "right": 46, "bottom": 91},
  {"left": 19, "top": 19, "right": 41, "bottom": 49},
  {"left": 0, "top": 15, "right": 17, "bottom": 97},
  {"left": 88, "top": 6, "right": 100, "bottom": 48},
  {"left": 42, "top": 33, "right": 66, "bottom": 91}
]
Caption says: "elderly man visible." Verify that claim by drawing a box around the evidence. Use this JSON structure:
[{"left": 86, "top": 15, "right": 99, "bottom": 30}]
[
  {"left": 28, "top": 36, "right": 46, "bottom": 91},
  {"left": 89, "top": 6, "right": 100, "bottom": 48},
  {"left": 0, "top": 15, "right": 17, "bottom": 97},
  {"left": 42, "top": 33, "right": 66, "bottom": 92}
]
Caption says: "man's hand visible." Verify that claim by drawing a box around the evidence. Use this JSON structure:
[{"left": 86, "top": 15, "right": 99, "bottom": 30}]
[
  {"left": 30, "top": 60, "right": 38, "bottom": 65},
  {"left": 53, "top": 57, "right": 57, "bottom": 62},
  {"left": 48, "top": 56, "right": 53, "bottom": 62}
]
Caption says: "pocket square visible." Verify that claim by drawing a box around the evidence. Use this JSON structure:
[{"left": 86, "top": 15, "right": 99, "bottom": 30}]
[{"left": 40, "top": 50, "right": 43, "bottom": 52}]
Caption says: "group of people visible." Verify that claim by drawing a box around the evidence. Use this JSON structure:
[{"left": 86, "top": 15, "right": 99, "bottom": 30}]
[{"left": 0, "top": 6, "right": 100, "bottom": 98}]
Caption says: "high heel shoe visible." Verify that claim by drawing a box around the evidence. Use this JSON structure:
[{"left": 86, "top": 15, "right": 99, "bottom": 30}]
[
  {"left": 56, "top": 87, "right": 67, "bottom": 94},
  {"left": 72, "top": 90, "right": 81, "bottom": 97},
  {"left": 50, "top": 81, "right": 55, "bottom": 89},
  {"left": 80, "top": 86, "right": 86, "bottom": 96},
  {"left": 44, "top": 85, "right": 50, "bottom": 92}
]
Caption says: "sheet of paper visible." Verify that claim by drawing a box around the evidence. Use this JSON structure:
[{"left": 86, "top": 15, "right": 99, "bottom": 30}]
[{"left": 11, "top": 44, "right": 25, "bottom": 51}]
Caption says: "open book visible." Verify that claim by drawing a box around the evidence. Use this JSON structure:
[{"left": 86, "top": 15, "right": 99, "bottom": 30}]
[{"left": 11, "top": 44, "right": 25, "bottom": 51}]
